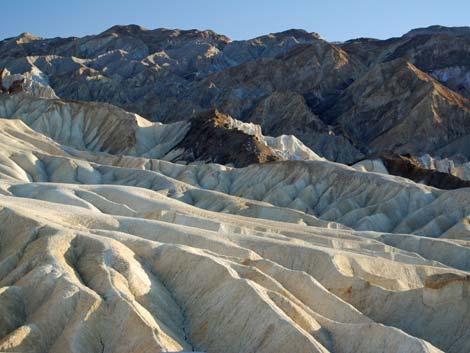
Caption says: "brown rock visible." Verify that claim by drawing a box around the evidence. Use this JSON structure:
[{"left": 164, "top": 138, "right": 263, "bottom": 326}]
[
  {"left": 173, "top": 109, "right": 282, "bottom": 167},
  {"left": 425, "top": 273, "right": 470, "bottom": 290},
  {"left": 323, "top": 59, "right": 470, "bottom": 158},
  {"left": 8, "top": 78, "right": 25, "bottom": 94},
  {"left": 373, "top": 153, "right": 470, "bottom": 190}
]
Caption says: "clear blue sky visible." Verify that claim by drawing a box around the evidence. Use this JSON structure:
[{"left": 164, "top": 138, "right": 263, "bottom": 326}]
[{"left": 1, "top": 0, "right": 470, "bottom": 42}]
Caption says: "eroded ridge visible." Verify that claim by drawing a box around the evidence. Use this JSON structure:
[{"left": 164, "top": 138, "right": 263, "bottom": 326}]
[{"left": 0, "top": 104, "right": 469, "bottom": 352}]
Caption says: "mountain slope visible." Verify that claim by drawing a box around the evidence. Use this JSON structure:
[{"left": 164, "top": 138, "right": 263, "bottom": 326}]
[{"left": 322, "top": 59, "right": 470, "bottom": 157}]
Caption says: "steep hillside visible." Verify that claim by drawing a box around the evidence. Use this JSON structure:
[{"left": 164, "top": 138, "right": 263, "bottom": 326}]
[{"left": 322, "top": 59, "right": 470, "bottom": 157}]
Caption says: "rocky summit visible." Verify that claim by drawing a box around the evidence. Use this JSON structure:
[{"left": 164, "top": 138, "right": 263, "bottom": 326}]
[{"left": 1, "top": 24, "right": 470, "bottom": 353}]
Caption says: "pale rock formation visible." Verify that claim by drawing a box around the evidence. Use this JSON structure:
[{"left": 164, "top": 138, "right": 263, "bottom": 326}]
[
  {"left": 0, "top": 67, "right": 57, "bottom": 98},
  {"left": 2, "top": 26, "right": 470, "bottom": 353},
  {"left": 352, "top": 158, "right": 389, "bottom": 174},
  {"left": 0, "top": 119, "right": 463, "bottom": 352},
  {"left": 418, "top": 154, "right": 470, "bottom": 180},
  {"left": 221, "top": 114, "right": 323, "bottom": 161}
]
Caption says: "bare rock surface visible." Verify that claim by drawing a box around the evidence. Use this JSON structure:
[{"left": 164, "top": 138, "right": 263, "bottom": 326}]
[
  {"left": 353, "top": 153, "right": 470, "bottom": 189},
  {"left": 0, "top": 25, "right": 363, "bottom": 162},
  {"left": 3, "top": 25, "right": 470, "bottom": 163},
  {"left": 2, "top": 25, "right": 470, "bottom": 353},
  {"left": 0, "top": 113, "right": 458, "bottom": 353},
  {"left": 322, "top": 59, "right": 470, "bottom": 158},
  {"left": 0, "top": 92, "right": 470, "bottom": 351}
]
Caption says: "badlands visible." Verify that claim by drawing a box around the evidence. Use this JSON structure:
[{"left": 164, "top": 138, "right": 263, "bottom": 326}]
[{"left": 1, "top": 25, "right": 470, "bottom": 353}]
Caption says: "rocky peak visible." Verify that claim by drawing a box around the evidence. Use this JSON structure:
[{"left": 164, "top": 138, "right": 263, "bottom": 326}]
[
  {"left": 404, "top": 25, "right": 470, "bottom": 38},
  {"left": 260, "top": 29, "right": 321, "bottom": 41},
  {"left": 172, "top": 109, "right": 282, "bottom": 167},
  {"left": 13, "top": 32, "right": 43, "bottom": 43},
  {"left": 101, "top": 24, "right": 149, "bottom": 36}
]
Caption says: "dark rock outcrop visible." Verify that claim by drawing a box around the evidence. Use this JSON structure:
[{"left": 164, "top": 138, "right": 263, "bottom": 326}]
[
  {"left": 378, "top": 154, "right": 470, "bottom": 190},
  {"left": 7, "top": 78, "right": 24, "bottom": 94},
  {"left": 0, "top": 68, "right": 24, "bottom": 94},
  {"left": 173, "top": 110, "right": 281, "bottom": 167}
]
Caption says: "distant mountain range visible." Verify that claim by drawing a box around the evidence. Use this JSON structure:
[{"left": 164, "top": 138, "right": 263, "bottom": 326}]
[{"left": 1, "top": 24, "right": 470, "bottom": 166}]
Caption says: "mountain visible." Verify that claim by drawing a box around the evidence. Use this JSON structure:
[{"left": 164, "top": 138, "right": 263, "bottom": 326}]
[
  {"left": 322, "top": 58, "right": 470, "bottom": 157},
  {"left": 2, "top": 24, "right": 470, "bottom": 353},
  {"left": 0, "top": 25, "right": 361, "bottom": 163},
  {"left": 3, "top": 24, "right": 470, "bottom": 166}
]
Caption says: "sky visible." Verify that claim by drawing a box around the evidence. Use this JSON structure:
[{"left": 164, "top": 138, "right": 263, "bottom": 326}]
[{"left": 1, "top": 0, "right": 470, "bottom": 42}]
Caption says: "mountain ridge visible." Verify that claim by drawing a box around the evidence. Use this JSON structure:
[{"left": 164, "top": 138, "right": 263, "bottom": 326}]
[{"left": 2, "top": 24, "right": 470, "bottom": 165}]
